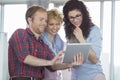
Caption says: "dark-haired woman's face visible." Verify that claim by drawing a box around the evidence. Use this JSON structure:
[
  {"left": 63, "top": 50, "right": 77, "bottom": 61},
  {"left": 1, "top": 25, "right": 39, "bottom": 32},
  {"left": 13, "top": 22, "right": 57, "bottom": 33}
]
[{"left": 68, "top": 9, "right": 83, "bottom": 28}]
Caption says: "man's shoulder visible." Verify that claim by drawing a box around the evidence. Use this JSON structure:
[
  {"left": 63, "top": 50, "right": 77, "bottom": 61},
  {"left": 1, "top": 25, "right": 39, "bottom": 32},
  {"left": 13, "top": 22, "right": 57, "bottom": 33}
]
[
  {"left": 11, "top": 28, "right": 27, "bottom": 39},
  {"left": 9, "top": 28, "right": 26, "bottom": 42},
  {"left": 14, "top": 28, "right": 26, "bottom": 33}
]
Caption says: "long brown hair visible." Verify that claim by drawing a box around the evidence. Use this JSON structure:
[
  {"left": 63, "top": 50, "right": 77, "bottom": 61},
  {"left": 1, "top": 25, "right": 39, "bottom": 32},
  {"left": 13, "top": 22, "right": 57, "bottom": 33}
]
[{"left": 63, "top": 0, "right": 94, "bottom": 39}]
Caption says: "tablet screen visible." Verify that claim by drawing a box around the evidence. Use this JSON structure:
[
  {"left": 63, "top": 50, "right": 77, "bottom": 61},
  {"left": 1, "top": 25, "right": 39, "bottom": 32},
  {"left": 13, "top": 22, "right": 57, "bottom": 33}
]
[{"left": 63, "top": 43, "right": 91, "bottom": 63}]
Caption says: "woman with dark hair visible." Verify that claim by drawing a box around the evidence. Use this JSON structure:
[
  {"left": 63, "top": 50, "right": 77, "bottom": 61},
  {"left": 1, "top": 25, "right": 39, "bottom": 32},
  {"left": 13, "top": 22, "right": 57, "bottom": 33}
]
[{"left": 63, "top": 0, "right": 106, "bottom": 80}]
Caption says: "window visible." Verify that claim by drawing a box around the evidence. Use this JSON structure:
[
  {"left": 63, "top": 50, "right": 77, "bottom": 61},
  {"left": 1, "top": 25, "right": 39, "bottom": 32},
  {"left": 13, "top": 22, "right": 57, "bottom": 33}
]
[
  {"left": 102, "top": 2, "right": 111, "bottom": 80},
  {"left": 85, "top": 2, "right": 100, "bottom": 27},
  {"left": 114, "top": 1, "right": 120, "bottom": 80},
  {"left": 0, "top": 4, "right": 3, "bottom": 32},
  {"left": 4, "top": 4, "right": 27, "bottom": 40}
]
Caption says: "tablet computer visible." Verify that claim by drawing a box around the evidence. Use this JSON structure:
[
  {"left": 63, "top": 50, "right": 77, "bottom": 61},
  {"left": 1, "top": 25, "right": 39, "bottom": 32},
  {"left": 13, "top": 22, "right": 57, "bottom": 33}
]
[{"left": 63, "top": 43, "right": 91, "bottom": 63}]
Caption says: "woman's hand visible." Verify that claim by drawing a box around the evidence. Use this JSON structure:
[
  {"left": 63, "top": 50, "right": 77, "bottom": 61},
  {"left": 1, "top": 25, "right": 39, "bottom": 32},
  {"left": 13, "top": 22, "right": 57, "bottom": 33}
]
[
  {"left": 71, "top": 52, "right": 84, "bottom": 67},
  {"left": 73, "top": 27, "right": 85, "bottom": 43}
]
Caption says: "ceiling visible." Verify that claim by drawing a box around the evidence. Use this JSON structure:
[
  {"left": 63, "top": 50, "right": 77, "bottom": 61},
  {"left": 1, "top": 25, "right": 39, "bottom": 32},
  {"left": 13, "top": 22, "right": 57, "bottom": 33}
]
[
  {"left": 0, "top": 0, "right": 67, "bottom": 4},
  {"left": 0, "top": 0, "right": 27, "bottom": 3},
  {"left": 0, "top": 0, "right": 112, "bottom": 4}
]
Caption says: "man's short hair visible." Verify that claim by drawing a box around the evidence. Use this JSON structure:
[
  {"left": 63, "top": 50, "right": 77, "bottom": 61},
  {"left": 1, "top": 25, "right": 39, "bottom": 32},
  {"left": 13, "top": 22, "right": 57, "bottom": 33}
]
[{"left": 25, "top": 5, "right": 46, "bottom": 24}]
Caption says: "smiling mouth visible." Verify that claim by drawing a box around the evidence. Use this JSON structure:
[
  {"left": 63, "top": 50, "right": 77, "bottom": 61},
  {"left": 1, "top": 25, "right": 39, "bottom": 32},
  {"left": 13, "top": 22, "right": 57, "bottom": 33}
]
[
  {"left": 51, "top": 29, "right": 58, "bottom": 33},
  {"left": 52, "top": 31, "right": 57, "bottom": 33}
]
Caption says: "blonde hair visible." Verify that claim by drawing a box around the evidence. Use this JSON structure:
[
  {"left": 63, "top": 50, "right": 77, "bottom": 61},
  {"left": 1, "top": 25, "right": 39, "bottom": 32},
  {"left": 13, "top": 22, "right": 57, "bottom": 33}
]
[{"left": 47, "top": 9, "right": 63, "bottom": 23}]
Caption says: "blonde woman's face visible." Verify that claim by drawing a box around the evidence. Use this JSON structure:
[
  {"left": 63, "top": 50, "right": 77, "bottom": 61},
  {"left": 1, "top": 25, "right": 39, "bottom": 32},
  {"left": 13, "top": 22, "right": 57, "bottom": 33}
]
[{"left": 47, "top": 18, "right": 61, "bottom": 36}]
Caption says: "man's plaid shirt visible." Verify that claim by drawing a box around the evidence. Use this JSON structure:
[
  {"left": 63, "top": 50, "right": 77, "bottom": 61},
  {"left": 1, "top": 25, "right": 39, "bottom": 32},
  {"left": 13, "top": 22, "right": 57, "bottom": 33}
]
[{"left": 8, "top": 28, "right": 54, "bottom": 78}]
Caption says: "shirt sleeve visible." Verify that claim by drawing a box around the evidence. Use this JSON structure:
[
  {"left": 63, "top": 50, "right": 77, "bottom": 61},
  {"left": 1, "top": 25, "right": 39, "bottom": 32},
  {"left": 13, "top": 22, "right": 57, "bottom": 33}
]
[
  {"left": 10, "top": 29, "right": 30, "bottom": 62},
  {"left": 88, "top": 26, "right": 103, "bottom": 59}
]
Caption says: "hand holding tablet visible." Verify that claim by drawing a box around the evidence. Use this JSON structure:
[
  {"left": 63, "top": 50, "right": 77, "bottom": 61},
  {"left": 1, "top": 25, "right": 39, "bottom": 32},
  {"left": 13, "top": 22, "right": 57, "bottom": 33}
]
[{"left": 63, "top": 43, "right": 91, "bottom": 63}]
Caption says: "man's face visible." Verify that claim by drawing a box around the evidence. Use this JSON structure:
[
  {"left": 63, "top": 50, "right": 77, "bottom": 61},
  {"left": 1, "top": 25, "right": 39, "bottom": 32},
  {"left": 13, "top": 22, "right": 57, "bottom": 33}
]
[{"left": 29, "top": 11, "right": 47, "bottom": 34}]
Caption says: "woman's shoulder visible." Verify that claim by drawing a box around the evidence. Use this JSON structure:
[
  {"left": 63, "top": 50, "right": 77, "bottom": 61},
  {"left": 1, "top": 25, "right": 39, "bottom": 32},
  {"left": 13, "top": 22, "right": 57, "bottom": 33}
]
[
  {"left": 55, "top": 34, "right": 64, "bottom": 49},
  {"left": 40, "top": 32, "right": 48, "bottom": 39},
  {"left": 88, "top": 25, "right": 102, "bottom": 38},
  {"left": 55, "top": 34, "right": 63, "bottom": 41},
  {"left": 91, "top": 25, "right": 100, "bottom": 31},
  {"left": 90, "top": 25, "right": 101, "bottom": 34},
  {"left": 41, "top": 31, "right": 47, "bottom": 36}
]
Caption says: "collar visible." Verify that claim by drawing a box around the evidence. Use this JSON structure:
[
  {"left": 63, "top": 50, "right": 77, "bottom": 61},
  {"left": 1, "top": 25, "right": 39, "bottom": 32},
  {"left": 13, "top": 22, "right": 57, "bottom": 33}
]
[{"left": 26, "top": 28, "right": 43, "bottom": 41}]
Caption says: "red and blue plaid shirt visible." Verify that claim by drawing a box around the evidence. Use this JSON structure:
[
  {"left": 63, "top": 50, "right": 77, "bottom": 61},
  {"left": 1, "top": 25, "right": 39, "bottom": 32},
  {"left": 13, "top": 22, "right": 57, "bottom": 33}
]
[{"left": 8, "top": 28, "right": 54, "bottom": 78}]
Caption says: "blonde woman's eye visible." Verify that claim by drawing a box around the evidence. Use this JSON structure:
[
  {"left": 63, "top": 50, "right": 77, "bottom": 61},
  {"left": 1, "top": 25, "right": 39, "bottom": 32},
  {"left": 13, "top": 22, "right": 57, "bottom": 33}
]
[{"left": 49, "top": 23, "right": 54, "bottom": 26}]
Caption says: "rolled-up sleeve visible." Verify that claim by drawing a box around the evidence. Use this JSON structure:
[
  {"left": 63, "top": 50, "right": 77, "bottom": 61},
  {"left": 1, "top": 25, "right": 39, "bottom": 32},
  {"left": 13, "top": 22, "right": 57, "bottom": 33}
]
[{"left": 10, "top": 29, "right": 29, "bottom": 62}]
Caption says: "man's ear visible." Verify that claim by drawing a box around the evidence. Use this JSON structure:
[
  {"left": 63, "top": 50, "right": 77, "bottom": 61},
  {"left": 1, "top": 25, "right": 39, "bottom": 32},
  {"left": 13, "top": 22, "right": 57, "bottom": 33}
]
[{"left": 27, "top": 17, "right": 32, "bottom": 24}]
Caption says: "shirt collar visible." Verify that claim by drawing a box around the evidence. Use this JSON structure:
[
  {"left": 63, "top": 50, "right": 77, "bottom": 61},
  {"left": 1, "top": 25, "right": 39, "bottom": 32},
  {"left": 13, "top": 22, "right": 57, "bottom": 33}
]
[
  {"left": 26, "top": 28, "right": 34, "bottom": 36},
  {"left": 26, "top": 28, "right": 43, "bottom": 41}
]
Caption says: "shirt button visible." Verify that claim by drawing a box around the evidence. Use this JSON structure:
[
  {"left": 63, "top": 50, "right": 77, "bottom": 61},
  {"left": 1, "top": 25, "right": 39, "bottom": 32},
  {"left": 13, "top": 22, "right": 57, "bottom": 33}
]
[{"left": 35, "top": 49, "right": 37, "bottom": 52}]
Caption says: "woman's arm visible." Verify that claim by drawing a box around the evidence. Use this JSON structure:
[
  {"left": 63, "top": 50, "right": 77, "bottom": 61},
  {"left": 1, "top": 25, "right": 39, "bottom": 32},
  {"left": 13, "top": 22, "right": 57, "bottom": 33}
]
[
  {"left": 73, "top": 27, "right": 100, "bottom": 64},
  {"left": 88, "top": 49, "right": 98, "bottom": 64}
]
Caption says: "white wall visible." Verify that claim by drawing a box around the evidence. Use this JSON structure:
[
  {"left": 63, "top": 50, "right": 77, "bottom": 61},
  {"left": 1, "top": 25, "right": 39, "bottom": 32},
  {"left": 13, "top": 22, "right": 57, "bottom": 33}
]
[{"left": 0, "top": 32, "right": 8, "bottom": 80}]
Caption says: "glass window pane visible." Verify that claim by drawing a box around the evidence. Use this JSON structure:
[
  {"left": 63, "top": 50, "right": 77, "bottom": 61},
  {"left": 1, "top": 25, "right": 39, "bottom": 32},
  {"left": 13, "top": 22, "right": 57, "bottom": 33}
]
[
  {"left": 0, "top": 4, "right": 3, "bottom": 32},
  {"left": 103, "top": 1, "right": 111, "bottom": 54},
  {"left": 102, "top": 1, "right": 111, "bottom": 80},
  {"left": 85, "top": 2, "right": 100, "bottom": 27},
  {"left": 4, "top": 4, "right": 27, "bottom": 40},
  {"left": 114, "top": 1, "right": 120, "bottom": 80}
]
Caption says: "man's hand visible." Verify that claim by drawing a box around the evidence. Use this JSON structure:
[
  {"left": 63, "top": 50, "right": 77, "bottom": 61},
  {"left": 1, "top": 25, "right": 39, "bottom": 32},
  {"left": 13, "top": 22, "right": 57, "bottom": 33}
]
[{"left": 50, "top": 50, "right": 64, "bottom": 65}]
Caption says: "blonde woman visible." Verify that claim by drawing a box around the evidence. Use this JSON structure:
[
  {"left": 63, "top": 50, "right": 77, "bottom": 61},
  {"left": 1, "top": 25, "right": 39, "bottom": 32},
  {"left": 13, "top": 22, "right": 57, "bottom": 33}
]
[
  {"left": 41, "top": 9, "right": 64, "bottom": 80},
  {"left": 41, "top": 9, "right": 84, "bottom": 80}
]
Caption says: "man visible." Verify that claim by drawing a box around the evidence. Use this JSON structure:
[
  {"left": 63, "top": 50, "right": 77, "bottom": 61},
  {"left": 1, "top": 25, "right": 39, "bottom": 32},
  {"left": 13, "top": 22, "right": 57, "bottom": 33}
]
[{"left": 8, "top": 6, "right": 63, "bottom": 80}]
